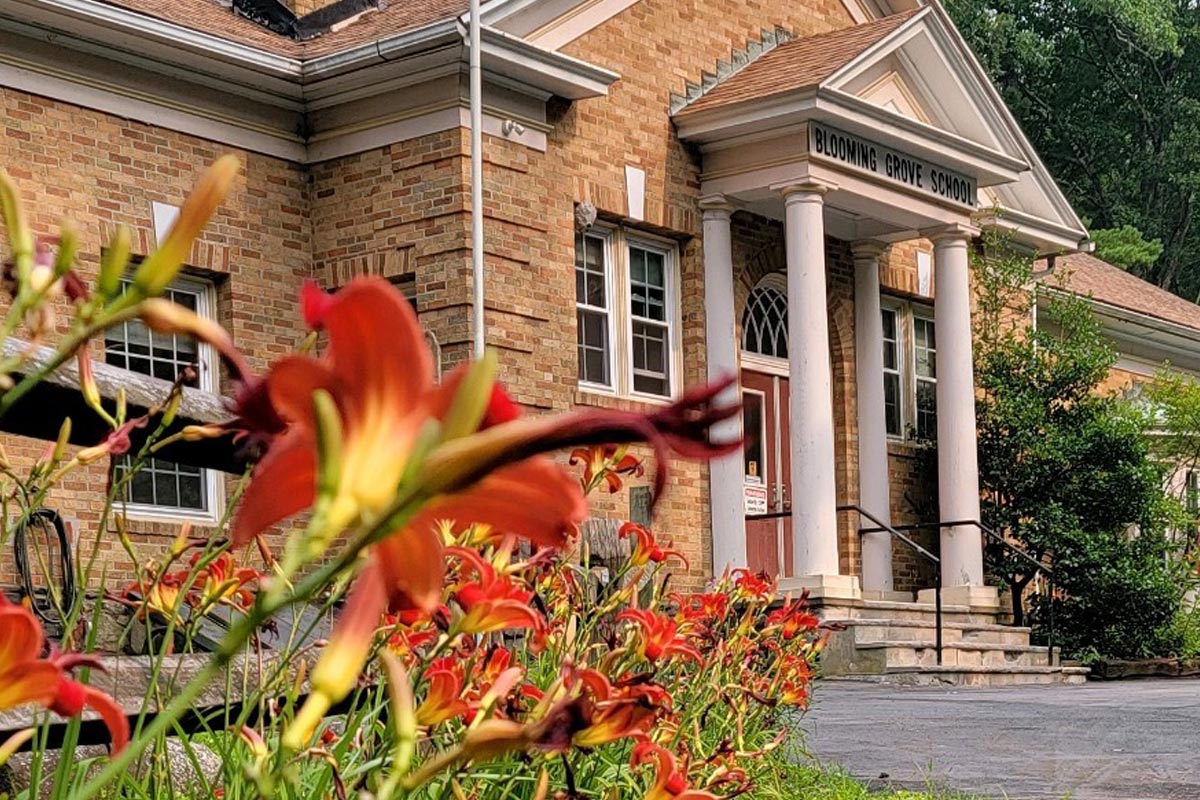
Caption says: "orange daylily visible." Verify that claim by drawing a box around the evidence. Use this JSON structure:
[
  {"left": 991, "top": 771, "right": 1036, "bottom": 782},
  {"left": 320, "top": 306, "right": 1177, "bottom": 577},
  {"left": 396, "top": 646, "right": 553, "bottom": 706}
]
[
  {"left": 620, "top": 522, "right": 688, "bottom": 569},
  {"left": 235, "top": 278, "right": 741, "bottom": 748},
  {"left": 570, "top": 444, "right": 644, "bottom": 494},
  {"left": 672, "top": 592, "right": 730, "bottom": 625},
  {"left": 631, "top": 741, "right": 722, "bottom": 800},
  {"left": 618, "top": 609, "right": 702, "bottom": 663},
  {"left": 0, "top": 598, "right": 129, "bottom": 753},
  {"left": 730, "top": 569, "right": 773, "bottom": 602},
  {"left": 414, "top": 658, "right": 470, "bottom": 726},
  {"left": 448, "top": 547, "right": 543, "bottom": 635},
  {"left": 764, "top": 595, "right": 819, "bottom": 641}
]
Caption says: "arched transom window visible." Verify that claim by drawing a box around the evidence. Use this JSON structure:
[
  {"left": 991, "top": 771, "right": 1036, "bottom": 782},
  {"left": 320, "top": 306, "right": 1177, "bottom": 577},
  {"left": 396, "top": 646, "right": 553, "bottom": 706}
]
[{"left": 741, "top": 274, "right": 788, "bottom": 359}]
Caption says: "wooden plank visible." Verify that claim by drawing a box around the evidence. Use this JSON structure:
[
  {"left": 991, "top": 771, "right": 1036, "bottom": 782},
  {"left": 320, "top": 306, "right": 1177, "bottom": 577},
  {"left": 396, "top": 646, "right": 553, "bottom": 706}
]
[{"left": 0, "top": 339, "right": 250, "bottom": 474}]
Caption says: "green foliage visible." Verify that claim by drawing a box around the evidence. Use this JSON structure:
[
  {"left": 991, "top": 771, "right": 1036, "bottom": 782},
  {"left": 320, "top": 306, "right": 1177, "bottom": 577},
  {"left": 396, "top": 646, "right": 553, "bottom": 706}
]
[
  {"left": 973, "top": 237, "right": 1188, "bottom": 657},
  {"left": 1090, "top": 225, "right": 1165, "bottom": 273},
  {"left": 945, "top": 0, "right": 1200, "bottom": 299}
]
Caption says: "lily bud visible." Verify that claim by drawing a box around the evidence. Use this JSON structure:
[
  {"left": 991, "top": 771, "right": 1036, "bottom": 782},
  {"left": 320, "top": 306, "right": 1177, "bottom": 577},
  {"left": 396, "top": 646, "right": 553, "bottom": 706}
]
[
  {"left": 0, "top": 169, "right": 33, "bottom": 282},
  {"left": 99, "top": 225, "right": 131, "bottom": 300},
  {"left": 53, "top": 222, "right": 78, "bottom": 279},
  {"left": 132, "top": 155, "right": 239, "bottom": 298},
  {"left": 379, "top": 650, "right": 417, "bottom": 777},
  {"left": 439, "top": 350, "right": 498, "bottom": 442},
  {"left": 77, "top": 345, "right": 101, "bottom": 412}
]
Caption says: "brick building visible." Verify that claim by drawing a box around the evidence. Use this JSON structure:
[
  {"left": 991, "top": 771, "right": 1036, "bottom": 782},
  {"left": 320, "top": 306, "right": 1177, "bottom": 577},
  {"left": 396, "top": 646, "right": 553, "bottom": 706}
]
[{"left": 0, "top": 0, "right": 1161, "bottom": 631}]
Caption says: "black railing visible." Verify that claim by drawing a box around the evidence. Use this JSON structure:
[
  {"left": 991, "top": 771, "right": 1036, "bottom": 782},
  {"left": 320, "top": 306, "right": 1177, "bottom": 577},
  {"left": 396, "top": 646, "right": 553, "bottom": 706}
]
[
  {"left": 851, "top": 516, "right": 1056, "bottom": 667},
  {"left": 745, "top": 505, "right": 945, "bottom": 665},
  {"left": 745, "top": 508, "right": 1060, "bottom": 667},
  {"left": 839, "top": 504, "right": 944, "bottom": 666}
]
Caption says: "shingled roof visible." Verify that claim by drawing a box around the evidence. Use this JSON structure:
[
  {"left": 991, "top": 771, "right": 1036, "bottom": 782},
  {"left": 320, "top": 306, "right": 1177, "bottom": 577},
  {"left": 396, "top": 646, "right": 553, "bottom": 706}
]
[
  {"left": 96, "top": 0, "right": 467, "bottom": 58},
  {"left": 1047, "top": 252, "right": 1200, "bottom": 335},
  {"left": 673, "top": 9, "right": 924, "bottom": 118}
]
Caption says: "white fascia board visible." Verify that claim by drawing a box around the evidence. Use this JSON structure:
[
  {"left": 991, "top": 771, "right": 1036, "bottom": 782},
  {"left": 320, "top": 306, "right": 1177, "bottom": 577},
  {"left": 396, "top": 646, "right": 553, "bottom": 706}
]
[
  {"left": 299, "top": 20, "right": 462, "bottom": 82},
  {"left": 977, "top": 206, "right": 1088, "bottom": 255},
  {"left": 471, "top": 24, "right": 618, "bottom": 98}
]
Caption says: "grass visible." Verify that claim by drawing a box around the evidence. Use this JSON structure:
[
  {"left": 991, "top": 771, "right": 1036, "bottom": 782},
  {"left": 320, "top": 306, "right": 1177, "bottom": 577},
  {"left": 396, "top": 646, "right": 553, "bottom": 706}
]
[{"left": 771, "top": 764, "right": 985, "bottom": 800}]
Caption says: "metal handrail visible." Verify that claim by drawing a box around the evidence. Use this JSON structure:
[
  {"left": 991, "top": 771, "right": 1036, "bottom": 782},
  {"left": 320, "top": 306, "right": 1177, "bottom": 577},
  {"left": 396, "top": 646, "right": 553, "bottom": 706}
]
[
  {"left": 745, "top": 505, "right": 945, "bottom": 664},
  {"left": 858, "top": 516, "right": 1057, "bottom": 667},
  {"left": 838, "top": 504, "right": 944, "bottom": 666}
]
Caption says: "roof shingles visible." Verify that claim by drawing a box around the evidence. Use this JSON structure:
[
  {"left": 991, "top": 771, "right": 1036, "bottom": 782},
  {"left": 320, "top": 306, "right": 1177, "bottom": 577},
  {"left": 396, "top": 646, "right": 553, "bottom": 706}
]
[
  {"left": 96, "top": 0, "right": 467, "bottom": 58},
  {"left": 1048, "top": 252, "right": 1200, "bottom": 335},
  {"left": 674, "top": 9, "right": 924, "bottom": 117}
]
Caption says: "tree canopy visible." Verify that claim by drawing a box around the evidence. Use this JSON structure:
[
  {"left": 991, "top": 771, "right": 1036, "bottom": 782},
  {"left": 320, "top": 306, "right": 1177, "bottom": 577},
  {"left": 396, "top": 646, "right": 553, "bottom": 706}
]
[{"left": 946, "top": 0, "right": 1200, "bottom": 298}]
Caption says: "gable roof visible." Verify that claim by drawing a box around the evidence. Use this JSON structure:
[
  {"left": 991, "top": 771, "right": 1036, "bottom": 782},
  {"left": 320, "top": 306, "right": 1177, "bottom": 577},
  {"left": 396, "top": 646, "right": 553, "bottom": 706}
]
[
  {"left": 1046, "top": 252, "right": 1200, "bottom": 335},
  {"left": 95, "top": 0, "right": 468, "bottom": 57},
  {"left": 674, "top": 9, "right": 923, "bottom": 117}
]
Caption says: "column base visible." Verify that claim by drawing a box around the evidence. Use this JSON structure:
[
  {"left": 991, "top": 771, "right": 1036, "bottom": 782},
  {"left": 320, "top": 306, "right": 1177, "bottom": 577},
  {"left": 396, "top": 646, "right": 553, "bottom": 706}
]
[
  {"left": 778, "top": 574, "right": 861, "bottom": 602},
  {"left": 916, "top": 584, "right": 1000, "bottom": 611},
  {"left": 862, "top": 589, "right": 915, "bottom": 603}
]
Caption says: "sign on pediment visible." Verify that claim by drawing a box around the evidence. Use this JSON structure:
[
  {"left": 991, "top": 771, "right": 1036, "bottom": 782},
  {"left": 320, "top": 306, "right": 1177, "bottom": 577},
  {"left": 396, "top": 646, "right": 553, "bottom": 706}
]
[{"left": 808, "top": 122, "right": 977, "bottom": 210}]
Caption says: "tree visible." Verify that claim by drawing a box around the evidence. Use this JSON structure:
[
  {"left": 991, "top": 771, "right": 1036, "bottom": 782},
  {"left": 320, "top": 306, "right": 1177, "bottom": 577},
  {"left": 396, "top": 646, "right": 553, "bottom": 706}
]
[
  {"left": 945, "top": 0, "right": 1200, "bottom": 299},
  {"left": 1091, "top": 224, "right": 1165, "bottom": 272},
  {"left": 973, "top": 237, "right": 1184, "bottom": 657}
]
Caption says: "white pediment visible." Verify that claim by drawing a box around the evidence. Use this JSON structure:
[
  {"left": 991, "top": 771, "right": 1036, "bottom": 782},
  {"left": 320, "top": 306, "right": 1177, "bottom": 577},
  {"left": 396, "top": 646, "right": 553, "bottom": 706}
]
[{"left": 821, "top": 4, "right": 1086, "bottom": 252}]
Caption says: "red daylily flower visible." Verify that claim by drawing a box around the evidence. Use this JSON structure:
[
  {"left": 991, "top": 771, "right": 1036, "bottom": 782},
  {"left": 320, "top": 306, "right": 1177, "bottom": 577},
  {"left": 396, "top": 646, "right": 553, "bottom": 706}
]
[
  {"left": 415, "top": 657, "right": 470, "bottom": 726},
  {"left": 618, "top": 610, "right": 702, "bottom": 663},
  {"left": 765, "top": 596, "right": 819, "bottom": 641},
  {"left": 731, "top": 569, "right": 773, "bottom": 602},
  {"left": 570, "top": 444, "right": 645, "bottom": 494},
  {"left": 0, "top": 598, "right": 128, "bottom": 753},
  {"left": 631, "top": 741, "right": 722, "bottom": 800},
  {"left": 449, "top": 547, "right": 543, "bottom": 635},
  {"left": 672, "top": 592, "right": 730, "bottom": 625},
  {"left": 620, "top": 522, "right": 688, "bottom": 569}
]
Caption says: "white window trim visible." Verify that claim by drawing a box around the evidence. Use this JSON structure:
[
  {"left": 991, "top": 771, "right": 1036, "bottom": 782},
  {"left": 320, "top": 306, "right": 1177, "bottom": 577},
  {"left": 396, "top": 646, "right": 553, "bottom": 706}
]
[
  {"left": 113, "top": 274, "right": 225, "bottom": 525},
  {"left": 911, "top": 309, "right": 937, "bottom": 440},
  {"left": 575, "top": 228, "right": 618, "bottom": 393},
  {"left": 880, "top": 302, "right": 904, "bottom": 439},
  {"left": 576, "top": 224, "right": 682, "bottom": 402},
  {"left": 882, "top": 295, "right": 936, "bottom": 443}
]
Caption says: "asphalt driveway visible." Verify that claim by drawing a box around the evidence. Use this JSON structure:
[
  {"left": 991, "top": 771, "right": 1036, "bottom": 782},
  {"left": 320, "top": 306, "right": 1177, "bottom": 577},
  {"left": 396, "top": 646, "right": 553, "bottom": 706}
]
[{"left": 801, "top": 679, "right": 1200, "bottom": 799}]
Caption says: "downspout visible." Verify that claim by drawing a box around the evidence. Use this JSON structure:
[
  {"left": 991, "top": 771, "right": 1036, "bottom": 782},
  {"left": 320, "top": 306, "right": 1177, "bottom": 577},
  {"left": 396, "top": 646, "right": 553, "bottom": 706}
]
[{"left": 469, "top": 0, "right": 486, "bottom": 357}]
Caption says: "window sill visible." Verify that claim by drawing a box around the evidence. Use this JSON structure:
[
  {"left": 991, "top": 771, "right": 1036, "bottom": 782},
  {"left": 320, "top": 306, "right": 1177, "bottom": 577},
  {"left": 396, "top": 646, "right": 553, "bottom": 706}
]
[
  {"left": 574, "top": 386, "right": 674, "bottom": 411},
  {"left": 114, "top": 505, "right": 222, "bottom": 527}
]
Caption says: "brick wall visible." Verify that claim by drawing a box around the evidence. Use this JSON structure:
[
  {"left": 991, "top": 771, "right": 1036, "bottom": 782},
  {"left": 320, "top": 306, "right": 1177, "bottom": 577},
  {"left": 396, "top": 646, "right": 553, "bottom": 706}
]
[{"left": 0, "top": 87, "right": 311, "bottom": 588}]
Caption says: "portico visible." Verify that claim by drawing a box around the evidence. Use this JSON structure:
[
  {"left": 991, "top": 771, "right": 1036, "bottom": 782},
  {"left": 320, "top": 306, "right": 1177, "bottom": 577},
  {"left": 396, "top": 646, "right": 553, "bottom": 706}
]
[{"left": 674, "top": 4, "right": 1089, "bottom": 608}]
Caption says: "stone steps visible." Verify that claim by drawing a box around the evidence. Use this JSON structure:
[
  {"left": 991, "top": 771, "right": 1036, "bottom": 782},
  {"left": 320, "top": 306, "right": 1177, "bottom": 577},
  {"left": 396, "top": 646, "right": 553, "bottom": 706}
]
[
  {"left": 815, "top": 598, "right": 1088, "bottom": 687},
  {"left": 854, "top": 639, "right": 1059, "bottom": 669},
  {"left": 880, "top": 664, "right": 1090, "bottom": 687}
]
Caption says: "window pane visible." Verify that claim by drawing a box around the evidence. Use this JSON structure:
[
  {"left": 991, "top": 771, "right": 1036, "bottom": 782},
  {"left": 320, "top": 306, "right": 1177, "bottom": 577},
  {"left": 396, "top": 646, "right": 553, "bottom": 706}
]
[
  {"left": 884, "top": 373, "right": 901, "bottom": 437},
  {"left": 881, "top": 309, "right": 899, "bottom": 371},
  {"left": 107, "top": 278, "right": 213, "bottom": 514},
  {"left": 916, "top": 380, "right": 937, "bottom": 440},
  {"left": 632, "top": 321, "right": 670, "bottom": 397},
  {"left": 576, "top": 309, "right": 610, "bottom": 386},
  {"left": 743, "top": 392, "right": 764, "bottom": 481}
]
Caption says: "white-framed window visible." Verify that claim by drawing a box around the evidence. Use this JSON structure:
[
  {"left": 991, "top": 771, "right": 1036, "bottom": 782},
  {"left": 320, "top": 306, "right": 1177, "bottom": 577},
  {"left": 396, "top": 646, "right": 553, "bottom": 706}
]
[
  {"left": 881, "top": 297, "right": 937, "bottom": 441},
  {"left": 574, "top": 225, "right": 681, "bottom": 399},
  {"left": 104, "top": 274, "right": 222, "bottom": 522}
]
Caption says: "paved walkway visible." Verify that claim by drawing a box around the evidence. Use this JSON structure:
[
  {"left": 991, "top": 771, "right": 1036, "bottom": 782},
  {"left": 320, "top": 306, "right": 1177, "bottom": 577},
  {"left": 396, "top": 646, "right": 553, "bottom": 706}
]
[{"left": 801, "top": 679, "right": 1200, "bottom": 799}]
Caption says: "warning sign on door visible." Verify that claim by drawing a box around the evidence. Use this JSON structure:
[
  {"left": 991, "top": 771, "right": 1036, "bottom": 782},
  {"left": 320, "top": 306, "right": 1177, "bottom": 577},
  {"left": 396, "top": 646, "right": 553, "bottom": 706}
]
[{"left": 744, "top": 483, "right": 768, "bottom": 516}]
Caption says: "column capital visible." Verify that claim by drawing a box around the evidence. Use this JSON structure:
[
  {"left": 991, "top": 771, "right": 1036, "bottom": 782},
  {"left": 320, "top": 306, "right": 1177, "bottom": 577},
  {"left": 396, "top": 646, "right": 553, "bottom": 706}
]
[
  {"left": 773, "top": 178, "right": 838, "bottom": 204},
  {"left": 922, "top": 222, "right": 980, "bottom": 245},
  {"left": 850, "top": 239, "right": 888, "bottom": 261},
  {"left": 699, "top": 194, "right": 736, "bottom": 219}
]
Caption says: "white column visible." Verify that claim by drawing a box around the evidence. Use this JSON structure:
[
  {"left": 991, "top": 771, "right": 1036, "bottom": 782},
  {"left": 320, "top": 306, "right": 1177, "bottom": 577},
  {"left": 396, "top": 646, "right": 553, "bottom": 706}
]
[
  {"left": 701, "top": 196, "right": 746, "bottom": 573},
  {"left": 853, "top": 241, "right": 894, "bottom": 594},
  {"left": 931, "top": 225, "right": 985, "bottom": 589},
  {"left": 781, "top": 182, "right": 849, "bottom": 594}
]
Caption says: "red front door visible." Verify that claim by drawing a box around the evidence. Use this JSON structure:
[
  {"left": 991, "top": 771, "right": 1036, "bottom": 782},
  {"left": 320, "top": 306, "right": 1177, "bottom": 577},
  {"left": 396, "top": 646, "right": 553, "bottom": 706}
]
[{"left": 741, "top": 369, "right": 793, "bottom": 578}]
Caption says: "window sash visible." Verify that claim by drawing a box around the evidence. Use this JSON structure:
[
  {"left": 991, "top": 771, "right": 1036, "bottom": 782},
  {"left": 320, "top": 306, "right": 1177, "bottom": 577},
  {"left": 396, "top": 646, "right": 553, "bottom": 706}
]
[
  {"left": 104, "top": 275, "right": 220, "bottom": 519},
  {"left": 575, "top": 226, "right": 679, "bottom": 399},
  {"left": 575, "top": 232, "right": 615, "bottom": 389},
  {"left": 881, "top": 307, "right": 902, "bottom": 437},
  {"left": 881, "top": 301, "right": 936, "bottom": 441}
]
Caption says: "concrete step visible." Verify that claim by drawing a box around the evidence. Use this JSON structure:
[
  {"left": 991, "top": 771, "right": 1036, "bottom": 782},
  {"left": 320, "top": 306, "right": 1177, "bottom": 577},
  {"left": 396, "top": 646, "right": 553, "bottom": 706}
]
[
  {"left": 828, "top": 617, "right": 1034, "bottom": 647},
  {"left": 848, "top": 599, "right": 999, "bottom": 625},
  {"left": 855, "top": 640, "right": 1059, "bottom": 669},
  {"left": 881, "top": 664, "right": 1090, "bottom": 687}
]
